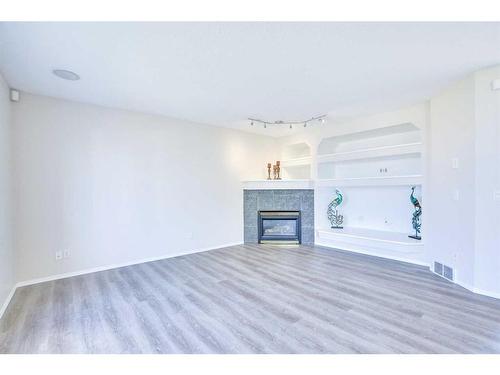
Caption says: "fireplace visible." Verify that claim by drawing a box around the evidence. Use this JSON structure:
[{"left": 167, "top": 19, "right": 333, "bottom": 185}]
[{"left": 258, "top": 211, "right": 301, "bottom": 244}]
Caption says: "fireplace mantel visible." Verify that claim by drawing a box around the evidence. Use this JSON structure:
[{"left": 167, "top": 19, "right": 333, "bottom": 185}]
[{"left": 242, "top": 179, "right": 314, "bottom": 190}]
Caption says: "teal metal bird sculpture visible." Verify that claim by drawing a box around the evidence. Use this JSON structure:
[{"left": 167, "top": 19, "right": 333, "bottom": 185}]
[
  {"left": 327, "top": 189, "right": 344, "bottom": 229},
  {"left": 409, "top": 186, "right": 422, "bottom": 240},
  {"left": 410, "top": 186, "right": 421, "bottom": 209},
  {"left": 332, "top": 189, "right": 343, "bottom": 208}
]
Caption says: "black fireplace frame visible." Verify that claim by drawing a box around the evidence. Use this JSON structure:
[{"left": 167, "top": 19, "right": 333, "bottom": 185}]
[{"left": 258, "top": 210, "right": 301, "bottom": 244}]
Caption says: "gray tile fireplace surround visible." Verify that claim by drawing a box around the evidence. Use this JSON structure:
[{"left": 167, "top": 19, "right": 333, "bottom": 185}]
[{"left": 244, "top": 189, "right": 314, "bottom": 245}]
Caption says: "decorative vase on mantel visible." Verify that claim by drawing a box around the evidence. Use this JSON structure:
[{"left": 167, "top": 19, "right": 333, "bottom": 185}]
[{"left": 327, "top": 189, "right": 344, "bottom": 229}]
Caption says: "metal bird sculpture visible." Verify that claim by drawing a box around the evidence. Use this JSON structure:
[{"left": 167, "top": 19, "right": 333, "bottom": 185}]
[
  {"left": 332, "top": 189, "right": 343, "bottom": 208},
  {"left": 409, "top": 186, "right": 422, "bottom": 240},
  {"left": 327, "top": 189, "right": 344, "bottom": 229}
]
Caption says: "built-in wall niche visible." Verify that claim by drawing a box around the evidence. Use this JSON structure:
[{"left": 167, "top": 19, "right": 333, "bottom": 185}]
[
  {"left": 316, "top": 185, "right": 421, "bottom": 234},
  {"left": 316, "top": 122, "right": 422, "bottom": 186},
  {"left": 315, "top": 184, "right": 424, "bottom": 260},
  {"left": 318, "top": 123, "right": 421, "bottom": 155},
  {"left": 318, "top": 154, "right": 422, "bottom": 180},
  {"left": 281, "top": 142, "right": 312, "bottom": 180}
]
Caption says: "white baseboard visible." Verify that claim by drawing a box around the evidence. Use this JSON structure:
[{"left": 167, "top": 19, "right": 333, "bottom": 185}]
[
  {"left": 454, "top": 281, "right": 500, "bottom": 300},
  {"left": 320, "top": 242, "right": 500, "bottom": 301},
  {"left": 0, "top": 285, "right": 17, "bottom": 320},
  {"left": 1, "top": 242, "right": 242, "bottom": 319},
  {"left": 428, "top": 268, "right": 500, "bottom": 301},
  {"left": 16, "top": 242, "right": 243, "bottom": 288},
  {"left": 469, "top": 287, "right": 500, "bottom": 300},
  {"left": 315, "top": 240, "right": 430, "bottom": 268}
]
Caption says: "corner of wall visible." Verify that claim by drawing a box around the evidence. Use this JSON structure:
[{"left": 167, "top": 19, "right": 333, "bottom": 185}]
[{"left": 0, "top": 72, "right": 16, "bottom": 319}]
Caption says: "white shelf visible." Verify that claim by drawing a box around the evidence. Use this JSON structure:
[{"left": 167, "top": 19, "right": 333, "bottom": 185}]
[
  {"left": 242, "top": 175, "right": 422, "bottom": 189},
  {"left": 281, "top": 156, "right": 312, "bottom": 167},
  {"left": 316, "top": 227, "right": 424, "bottom": 260},
  {"left": 242, "top": 179, "right": 314, "bottom": 190},
  {"left": 315, "top": 175, "right": 423, "bottom": 187},
  {"left": 317, "top": 227, "right": 423, "bottom": 246},
  {"left": 317, "top": 142, "right": 422, "bottom": 164}
]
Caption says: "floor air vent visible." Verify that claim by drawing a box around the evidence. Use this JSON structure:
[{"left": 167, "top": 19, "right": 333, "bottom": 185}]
[
  {"left": 433, "top": 261, "right": 454, "bottom": 282},
  {"left": 443, "top": 265, "right": 454, "bottom": 281},
  {"left": 433, "top": 262, "right": 443, "bottom": 276}
]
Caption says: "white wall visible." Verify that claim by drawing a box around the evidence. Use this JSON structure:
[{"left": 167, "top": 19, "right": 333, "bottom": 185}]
[
  {"left": 0, "top": 73, "right": 15, "bottom": 316},
  {"left": 12, "top": 93, "right": 277, "bottom": 282},
  {"left": 428, "top": 76, "right": 477, "bottom": 287},
  {"left": 473, "top": 66, "right": 500, "bottom": 295},
  {"left": 428, "top": 65, "right": 500, "bottom": 297}
]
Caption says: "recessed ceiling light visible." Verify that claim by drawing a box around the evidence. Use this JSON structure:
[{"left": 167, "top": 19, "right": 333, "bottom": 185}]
[{"left": 52, "top": 69, "right": 80, "bottom": 81}]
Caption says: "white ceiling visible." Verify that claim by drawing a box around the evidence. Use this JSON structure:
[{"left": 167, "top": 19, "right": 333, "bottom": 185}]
[{"left": 1, "top": 22, "right": 499, "bottom": 137}]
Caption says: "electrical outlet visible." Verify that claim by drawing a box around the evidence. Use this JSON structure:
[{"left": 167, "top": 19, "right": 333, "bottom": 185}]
[
  {"left": 186, "top": 232, "right": 194, "bottom": 240},
  {"left": 55, "top": 251, "right": 63, "bottom": 260},
  {"left": 494, "top": 190, "right": 500, "bottom": 202},
  {"left": 63, "top": 249, "right": 70, "bottom": 259}
]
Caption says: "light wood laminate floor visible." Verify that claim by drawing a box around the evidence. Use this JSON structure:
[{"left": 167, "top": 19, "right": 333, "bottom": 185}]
[{"left": 2, "top": 244, "right": 500, "bottom": 354}]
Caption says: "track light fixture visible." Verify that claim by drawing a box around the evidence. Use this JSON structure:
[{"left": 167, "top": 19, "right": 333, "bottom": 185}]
[{"left": 248, "top": 114, "right": 327, "bottom": 129}]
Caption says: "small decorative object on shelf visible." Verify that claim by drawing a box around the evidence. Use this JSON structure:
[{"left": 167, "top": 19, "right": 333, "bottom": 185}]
[
  {"left": 275, "top": 161, "right": 281, "bottom": 180},
  {"left": 267, "top": 163, "right": 272, "bottom": 180},
  {"left": 327, "top": 189, "right": 344, "bottom": 229},
  {"left": 409, "top": 186, "right": 422, "bottom": 240}
]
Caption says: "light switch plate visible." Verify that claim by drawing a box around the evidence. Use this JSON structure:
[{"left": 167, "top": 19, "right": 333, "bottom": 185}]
[
  {"left": 451, "top": 158, "right": 459, "bottom": 169},
  {"left": 453, "top": 189, "right": 460, "bottom": 201}
]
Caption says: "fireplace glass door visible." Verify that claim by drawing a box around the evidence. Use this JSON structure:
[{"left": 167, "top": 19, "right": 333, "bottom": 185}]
[{"left": 258, "top": 211, "right": 301, "bottom": 244}]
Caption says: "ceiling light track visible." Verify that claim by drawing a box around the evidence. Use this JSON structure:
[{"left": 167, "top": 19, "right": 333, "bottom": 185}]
[{"left": 248, "top": 115, "right": 326, "bottom": 129}]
